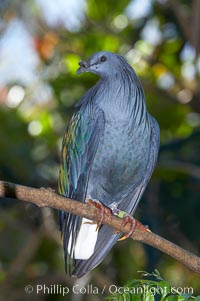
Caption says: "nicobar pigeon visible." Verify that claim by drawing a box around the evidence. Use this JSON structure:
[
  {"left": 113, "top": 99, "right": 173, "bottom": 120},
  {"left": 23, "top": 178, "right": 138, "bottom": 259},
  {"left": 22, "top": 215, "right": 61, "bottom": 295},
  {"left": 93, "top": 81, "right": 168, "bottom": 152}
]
[{"left": 58, "top": 51, "right": 160, "bottom": 278}]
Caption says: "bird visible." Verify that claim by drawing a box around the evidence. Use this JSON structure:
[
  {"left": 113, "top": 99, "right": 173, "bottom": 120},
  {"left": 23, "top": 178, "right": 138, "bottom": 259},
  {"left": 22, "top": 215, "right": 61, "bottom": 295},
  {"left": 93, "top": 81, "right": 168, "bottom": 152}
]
[{"left": 58, "top": 51, "right": 160, "bottom": 278}]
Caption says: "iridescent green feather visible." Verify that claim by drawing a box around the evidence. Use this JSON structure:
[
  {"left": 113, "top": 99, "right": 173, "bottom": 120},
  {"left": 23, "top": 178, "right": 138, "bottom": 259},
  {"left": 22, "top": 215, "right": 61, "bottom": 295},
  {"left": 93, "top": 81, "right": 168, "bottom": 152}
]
[
  {"left": 59, "top": 106, "right": 105, "bottom": 199},
  {"left": 58, "top": 104, "right": 105, "bottom": 274}
]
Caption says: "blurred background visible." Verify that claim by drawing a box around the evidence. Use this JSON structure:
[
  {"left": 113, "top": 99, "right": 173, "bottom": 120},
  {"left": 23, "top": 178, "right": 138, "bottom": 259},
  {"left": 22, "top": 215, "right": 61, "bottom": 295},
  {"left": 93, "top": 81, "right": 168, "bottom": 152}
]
[{"left": 0, "top": 0, "right": 200, "bottom": 300}]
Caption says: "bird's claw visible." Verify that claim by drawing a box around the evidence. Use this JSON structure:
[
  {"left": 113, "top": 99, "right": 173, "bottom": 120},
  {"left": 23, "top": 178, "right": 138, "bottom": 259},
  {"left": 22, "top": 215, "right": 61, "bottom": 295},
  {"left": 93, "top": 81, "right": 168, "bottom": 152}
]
[
  {"left": 86, "top": 199, "right": 112, "bottom": 231},
  {"left": 112, "top": 210, "right": 150, "bottom": 241},
  {"left": 117, "top": 215, "right": 137, "bottom": 241}
]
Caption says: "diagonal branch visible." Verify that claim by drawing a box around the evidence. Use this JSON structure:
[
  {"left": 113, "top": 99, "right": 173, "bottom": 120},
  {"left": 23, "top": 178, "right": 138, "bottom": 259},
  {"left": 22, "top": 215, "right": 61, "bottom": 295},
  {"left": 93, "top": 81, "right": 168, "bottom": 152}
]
[{"left": 0, "top": 180, "right": 200, "bottom": 274}]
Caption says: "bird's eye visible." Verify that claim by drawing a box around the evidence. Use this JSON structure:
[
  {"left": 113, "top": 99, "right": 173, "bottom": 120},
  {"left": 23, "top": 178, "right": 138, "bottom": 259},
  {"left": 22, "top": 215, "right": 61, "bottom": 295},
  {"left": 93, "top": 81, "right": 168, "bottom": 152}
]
[{"left": 100, "top": 56, "right": 107, "bottom": 62}]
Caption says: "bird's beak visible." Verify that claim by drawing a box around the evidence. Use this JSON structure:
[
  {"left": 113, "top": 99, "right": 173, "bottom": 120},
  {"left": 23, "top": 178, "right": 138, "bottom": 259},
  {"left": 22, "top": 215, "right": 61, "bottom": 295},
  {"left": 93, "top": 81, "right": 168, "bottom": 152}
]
[{"left": 76, "top": 60, "right": 89, "bottom": 75}]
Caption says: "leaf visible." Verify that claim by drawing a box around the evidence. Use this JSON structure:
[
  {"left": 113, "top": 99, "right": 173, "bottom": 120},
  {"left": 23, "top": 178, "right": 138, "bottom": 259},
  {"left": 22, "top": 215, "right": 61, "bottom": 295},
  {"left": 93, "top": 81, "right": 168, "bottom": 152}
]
[
  {"left": 159, "top": 280, "right": 171, "bottom": 298},
  {"left": 143, "top": 291, "right": 155, "bottom": 301},
  {"left": 154, "top": 269, "right": 163, "bottom": 280},
  {"left": 177, "top": 296, "right": 187, "bottom": 301},
  {"left": 163, "top": 295, "right": 178, "bottom": 301}
]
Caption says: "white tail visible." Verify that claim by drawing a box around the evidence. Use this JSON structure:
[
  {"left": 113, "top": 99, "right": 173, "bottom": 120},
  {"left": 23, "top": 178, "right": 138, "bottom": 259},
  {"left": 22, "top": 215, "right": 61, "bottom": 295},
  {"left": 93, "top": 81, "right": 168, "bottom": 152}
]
[{"left": 68, "top": 218, "right": 98, "bottom": 260}]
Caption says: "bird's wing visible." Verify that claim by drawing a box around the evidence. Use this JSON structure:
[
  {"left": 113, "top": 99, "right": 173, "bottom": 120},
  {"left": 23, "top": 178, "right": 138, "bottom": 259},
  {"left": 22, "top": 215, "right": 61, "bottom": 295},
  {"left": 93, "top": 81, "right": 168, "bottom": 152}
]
[
  {"left": 58, "top": 104, "right": 105, "bottom": 275},
  {"left": 122, "top": 114, "right": 160, "bottom": 214},
  {"left": 144, "top": 116, "right": 160, "bottom": 184}
]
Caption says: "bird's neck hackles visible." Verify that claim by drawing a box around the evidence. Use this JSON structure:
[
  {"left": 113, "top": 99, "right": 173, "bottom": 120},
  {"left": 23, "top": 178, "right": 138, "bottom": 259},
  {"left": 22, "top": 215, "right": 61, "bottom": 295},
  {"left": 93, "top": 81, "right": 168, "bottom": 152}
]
[{"left": 96, "top": 67, "right": 150, "bottom": 129}]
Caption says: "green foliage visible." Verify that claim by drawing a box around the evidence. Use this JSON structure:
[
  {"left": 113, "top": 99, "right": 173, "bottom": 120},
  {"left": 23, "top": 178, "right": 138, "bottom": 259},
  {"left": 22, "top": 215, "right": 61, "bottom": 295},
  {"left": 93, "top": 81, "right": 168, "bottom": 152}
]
[{"left": 106, "top": 271, "right": 199, "bottom": 301}]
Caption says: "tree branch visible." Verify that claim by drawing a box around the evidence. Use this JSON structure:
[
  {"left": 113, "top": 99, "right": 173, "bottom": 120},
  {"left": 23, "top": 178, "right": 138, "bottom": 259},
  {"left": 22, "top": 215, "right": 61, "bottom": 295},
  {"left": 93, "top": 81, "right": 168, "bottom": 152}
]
[
  {"left": 166, "top": 0, "right": 192, "bottom": 44},
  {"left": 0, "top": 180, "right": 200, "bottom": 274},
  {"left": 192, "top": 0, "right": 200, "bottom": 55}
]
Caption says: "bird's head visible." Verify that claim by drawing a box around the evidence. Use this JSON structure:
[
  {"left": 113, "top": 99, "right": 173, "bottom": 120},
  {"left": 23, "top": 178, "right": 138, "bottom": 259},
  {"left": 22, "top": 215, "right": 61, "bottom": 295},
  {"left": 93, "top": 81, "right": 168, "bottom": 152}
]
[{"left": 77, "top": 51, "right": 127, "bottom": 77}]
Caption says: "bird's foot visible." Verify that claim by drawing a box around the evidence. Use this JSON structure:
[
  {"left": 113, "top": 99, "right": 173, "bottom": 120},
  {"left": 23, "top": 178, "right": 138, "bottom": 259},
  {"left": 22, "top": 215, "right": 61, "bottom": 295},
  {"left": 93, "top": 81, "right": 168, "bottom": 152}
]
[
  {"left": 112, "top": 209, "right": 150, "bottom": 241},
  {"left": 84, "top": 199, "right": 112, "bottom": 231}
]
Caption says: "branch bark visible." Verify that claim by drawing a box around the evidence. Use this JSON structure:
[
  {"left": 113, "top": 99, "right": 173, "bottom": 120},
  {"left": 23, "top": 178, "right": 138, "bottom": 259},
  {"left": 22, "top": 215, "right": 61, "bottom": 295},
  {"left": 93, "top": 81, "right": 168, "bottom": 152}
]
[
  {"left": 166, "top": 0, "right": 192, "bottom": 44},
  {"left": 166, "top": 0, "right": 200, "bottom": 56},
  {"left": 192, "top": 0, "right": 200, "bottom": 55},
  {"left": 0, "top": 180, "right": 200, "bottom": 274}
]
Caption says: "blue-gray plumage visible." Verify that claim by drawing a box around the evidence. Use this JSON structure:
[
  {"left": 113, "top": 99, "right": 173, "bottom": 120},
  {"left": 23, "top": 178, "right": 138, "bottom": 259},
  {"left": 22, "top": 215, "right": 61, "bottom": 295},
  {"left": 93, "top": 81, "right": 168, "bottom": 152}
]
[{"left": 58, "top": 51, "right": 160, "bottom": 278}]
